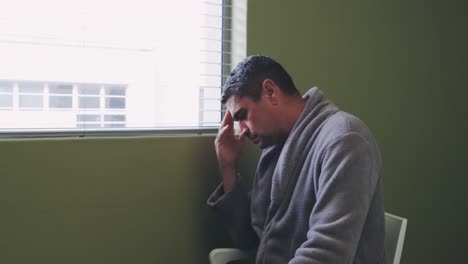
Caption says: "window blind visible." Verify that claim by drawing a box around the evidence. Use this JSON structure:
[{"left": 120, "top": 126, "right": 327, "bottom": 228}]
[
  {"left": 0, "top": 0, "right": 247, "bottom": 138},
  {"left": 200, "top": 0, "right": 247, "bottom": 127}
]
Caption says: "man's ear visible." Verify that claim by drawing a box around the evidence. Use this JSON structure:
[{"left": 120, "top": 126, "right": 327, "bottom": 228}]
[{"left": 262, "top": 79, "right": 279, "bottom": 105}]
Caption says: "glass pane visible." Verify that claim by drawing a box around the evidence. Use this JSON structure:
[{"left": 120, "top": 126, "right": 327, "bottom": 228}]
[
  {"left": 104, "top": 115, "right": 126, "bottom": 121},
  {"left": 77, "top": 123, "right": 101, "bottom": 128},
  {"left": 78, "top": 97, "right": 100, "bottom": 108},
  {"left": 201, "top": 50, "right": 223, "bottom": 64},
  {"left": 49, "top": 96, "right": 72, "bottom": 108},
  {"left": 19, "top": 82, "right": 43, "bottom": 93},
  {"left": 0, "top": 94, "right": 13, "bottom": 107},
  {"left": 204, "top": 3, "right": 222, "bottom": 16},
  {"left": 201, "top": 75, "right": 222, "bottom": 87},
  {"left": 203, "top": 111, "right": 222, "bottom": 123},
  {"left": 0, "top": 81, "right": 13, "bottom": 93},
  {"left": 76, "top": 114, "right": 101, "bottom": 122},
  {"left": 206, "top": 16, "right": 222, "bottom": 27},
  {"left": 104, "top": 123, "right": 125, "bottom": 128},
  {"left": 49, "top": 84, "right": 73, "bottom": 94},
  {"left": 205, "top": 40, "right": 223, "bottom": 52},
  {"left": 19, "top": 95, "right": 43, "bottom": 108},
  {"left": 203, "top": 99, "right": 221, "bottom": 111},
  {"left": 203, "top": 87, "right": 221, "bottom": 98},
  {"left": 105, "top": 86, "right": 126, "bottom": 96},
  {"left": 105, "top": 98, "right": 125, "bottom": 109},
  {"left": 78, "top": 84, "right": 100, "bottom": 95}
]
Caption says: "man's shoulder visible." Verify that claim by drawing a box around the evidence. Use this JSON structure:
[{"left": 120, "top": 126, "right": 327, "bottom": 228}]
[
  {"left": 318, "top": 111, "right": 374, "bottom": 146},
  {"left": 320, "top": 111, "right": 358, "bottom": 134}
]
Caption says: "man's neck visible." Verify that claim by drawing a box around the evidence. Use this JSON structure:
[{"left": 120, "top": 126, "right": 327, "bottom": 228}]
[{"left": 281, "top": 97, "right": 307, "bottom": 136}]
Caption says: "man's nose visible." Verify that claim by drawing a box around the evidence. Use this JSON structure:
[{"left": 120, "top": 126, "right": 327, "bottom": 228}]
[{"left": 239, "top": 122, "right": 250, "bottom": 136}]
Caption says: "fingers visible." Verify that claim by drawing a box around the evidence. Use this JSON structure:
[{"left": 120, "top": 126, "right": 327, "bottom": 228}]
[
  {"left": 220, "top": 111, "right": 233, "bottom": 128},
  {"left": 217, "top": 124, "right": 231, "bottom": 138},
  {"left": 216, "top": 123, "right": 234, "bottom": 142},
  {"left": 217, "top": 123, "right": 247, "bottom": 146}
]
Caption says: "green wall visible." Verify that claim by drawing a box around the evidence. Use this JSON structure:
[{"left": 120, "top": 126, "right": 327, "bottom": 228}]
[
  {"left": 247, "top": 0, "right": 468, "bottom": 263},
  {"left": 0, "top": 137, "right": 259, "bottom": 263},
  {"left": 1, "top": 1, "right": 467, "bottom": 263}
]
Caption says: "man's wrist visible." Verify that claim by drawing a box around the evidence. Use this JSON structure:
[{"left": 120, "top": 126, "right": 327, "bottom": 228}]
[{"left": 221, "top": 167, "right": 238, "bottom": 193}]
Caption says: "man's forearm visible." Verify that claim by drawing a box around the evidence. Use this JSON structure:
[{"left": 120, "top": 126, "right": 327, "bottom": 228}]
[{"left": 220, "top": 166, "right": 237, "bottom": 193}]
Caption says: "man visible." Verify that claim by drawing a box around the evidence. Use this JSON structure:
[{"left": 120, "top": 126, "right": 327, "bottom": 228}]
[{"left": 207, "top": 55, "right": 385, "bottom": 264}]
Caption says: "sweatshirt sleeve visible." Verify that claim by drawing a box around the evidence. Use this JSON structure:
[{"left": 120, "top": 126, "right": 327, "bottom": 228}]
[
  {"left": 289, "top": 132, "right": 382, "bottom": 264},
  {"left": 207, "top": 180, "right": 259, "bottom": 249}
]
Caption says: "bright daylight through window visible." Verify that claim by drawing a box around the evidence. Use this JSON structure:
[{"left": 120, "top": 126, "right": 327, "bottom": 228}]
[{"left": 0, "top": 0, "right": 246, "bottom": 136}]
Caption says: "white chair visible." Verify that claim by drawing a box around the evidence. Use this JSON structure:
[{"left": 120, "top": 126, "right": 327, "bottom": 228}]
[
  {"left": 384, "top": 212, "right": 408, "bottom": 264},
  {"left": 209, "top": 248, "right": 253, "bottom": 264},
  {"left": 209, "top": 212, "right": 408, "bottom": 264}
]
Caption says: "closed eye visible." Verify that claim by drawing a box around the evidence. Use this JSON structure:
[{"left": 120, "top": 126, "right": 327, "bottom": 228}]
[{"left": 233, "top": 108, "right": 247, "bottom": 121}]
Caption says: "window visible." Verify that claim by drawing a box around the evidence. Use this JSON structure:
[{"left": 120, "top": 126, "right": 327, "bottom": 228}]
[
  {"left": 78, "top": 84, "right": 101, "bottom": 109},
  {"left": 18, "top": 82, "right": 44, "bottom": 109},
  {"left": 0, "top": 81, "right": 13, "bottom": 109},
  {"left": 0, "top": 0, "right": 247, "bottom": 137},
  {"left": 49, "top": 83, "right": 73, "bottom": 109},
  {"left": 105, "top": 86, "right": 126, "bottom": 110}
]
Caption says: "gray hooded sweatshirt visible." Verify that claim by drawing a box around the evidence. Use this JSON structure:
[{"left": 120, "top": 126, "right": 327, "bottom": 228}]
[{"left": 208, "top": 87, "right": 385, "bottom": 264}]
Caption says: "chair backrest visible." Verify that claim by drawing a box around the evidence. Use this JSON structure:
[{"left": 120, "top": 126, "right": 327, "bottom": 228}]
[{"left": 384, "top": 212, "right": 408, "bottom": 264}]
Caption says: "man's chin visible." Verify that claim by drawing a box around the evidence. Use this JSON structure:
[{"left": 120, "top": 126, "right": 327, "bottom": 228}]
[
  {"left": 255, "top": 136, "right": 286, "bottom": 149},
  {"left": 250, "top": 135, "right": 276, "bottom": 149},
  {"left": 250, "top": 138, "right": 268, "bottom": 149},
  {"left": 257, "top": 140, "right": 274, "bottom": 149}
]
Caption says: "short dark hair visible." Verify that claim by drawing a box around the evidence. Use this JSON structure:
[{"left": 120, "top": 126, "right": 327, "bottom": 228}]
[{"left": 221, "top": 55, "right": 300, "bottom": 104}]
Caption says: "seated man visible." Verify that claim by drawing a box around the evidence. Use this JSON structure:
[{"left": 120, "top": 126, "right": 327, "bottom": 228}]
[{"left": 208, "top": 55, "right": 384, "bottom": 264}]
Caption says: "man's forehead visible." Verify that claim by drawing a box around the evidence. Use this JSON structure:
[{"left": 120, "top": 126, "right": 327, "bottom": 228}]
[{"left": 225, "top": 96, "right": 242, "bottom": 112}]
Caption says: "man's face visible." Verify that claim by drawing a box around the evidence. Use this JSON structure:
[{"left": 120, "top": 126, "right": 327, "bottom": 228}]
[{"left": 225, "top": 94, "right": 283, "bottom": 149}]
